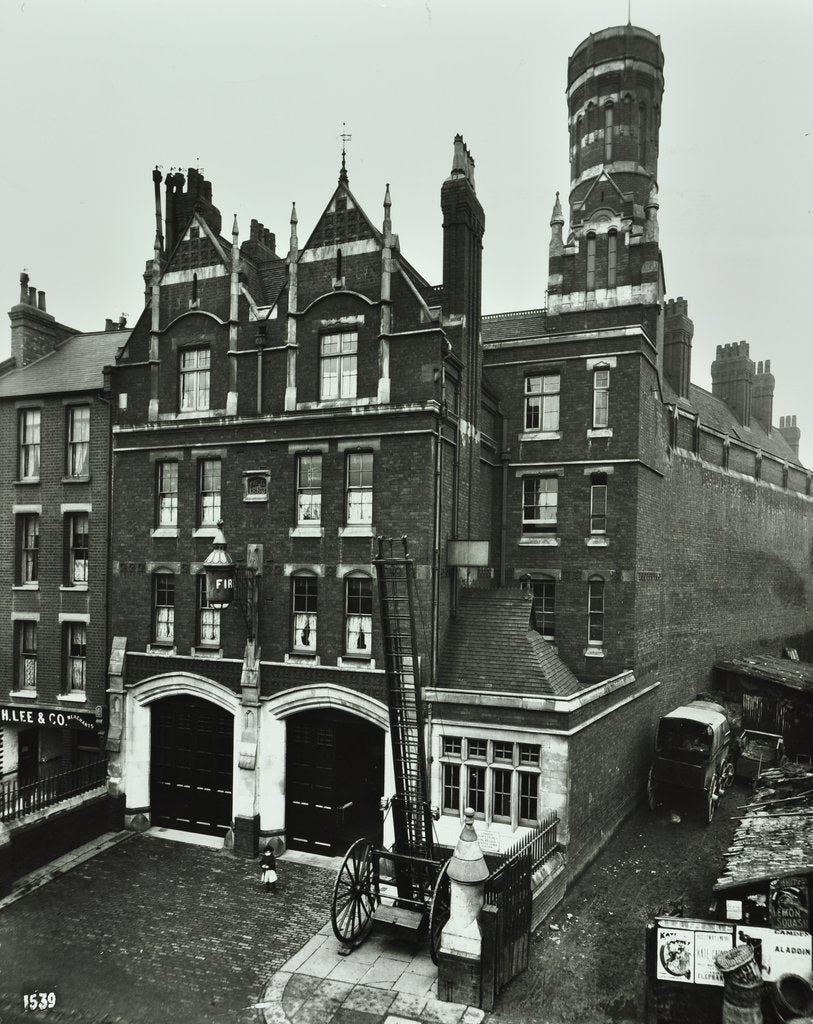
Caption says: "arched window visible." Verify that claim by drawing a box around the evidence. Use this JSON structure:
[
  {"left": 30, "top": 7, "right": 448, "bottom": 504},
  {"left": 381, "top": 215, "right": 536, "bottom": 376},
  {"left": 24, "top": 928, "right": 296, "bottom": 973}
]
[
  {"left": 587, "top": 576, "right": 605, "bottom": 645},
  {"left": 604, "top": 103, "right": 614, "bottom": 163},
  {"left": 345, "top": 573, "right": 373, "bottom": 659},
  {"left": 191, "top": 272, "right": 198, "bottom": 306},
  {"left": 639, "top": 103, "right": 648, "bottom": 164},
  {"left": 574, "top": 117, "right": 583, "bottom": 176},
  {"left": 607, "top": 230, "right": 618, "bottom": 288},
  {"left": 292, "top": 573, "right": 318, "bottom": 653},
  {"left": 586, "top": 233, "right": 597, "bottom": 291}
]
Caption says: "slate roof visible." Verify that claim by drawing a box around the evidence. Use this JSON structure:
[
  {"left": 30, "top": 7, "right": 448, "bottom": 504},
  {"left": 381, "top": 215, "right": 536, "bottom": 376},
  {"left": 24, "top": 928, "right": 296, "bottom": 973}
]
[
  {"left": 481, "top": 309, "right": 549, "bottom": 344},
  {"left": 662, "top": 379, "right": 802, "bottom": 466},
  {"left": 715, "top": 654, "right": 813, "bottom": 698},
  {"left": 0, "top": 330, "right": 130, "bottom": 397},
  {"left": 437, "top": 588, "right": 583, "bottom": 698}
]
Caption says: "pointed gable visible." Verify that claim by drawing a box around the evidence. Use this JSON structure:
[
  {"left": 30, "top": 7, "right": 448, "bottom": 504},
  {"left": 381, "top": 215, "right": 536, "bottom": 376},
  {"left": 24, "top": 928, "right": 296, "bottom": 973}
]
[{"left": 301, "top": 182, "right": 383, "bottom": 255}]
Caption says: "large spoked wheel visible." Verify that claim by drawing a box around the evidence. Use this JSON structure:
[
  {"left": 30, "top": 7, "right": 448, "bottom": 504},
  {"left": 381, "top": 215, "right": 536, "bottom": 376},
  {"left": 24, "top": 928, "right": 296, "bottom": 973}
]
[
  {"left": 331, "top": 838, "right": 380, "bottom": 946},
  {"left": 720, "top": 761, "right": 735, "bottom": 791},
  {"left": 705, "top": 772, "right": 719, "bottom": 825},
  {"left": 646, "top": 765, "right": 659, "bottom": 811},
  {"left": 429, "top": 858, "right": 451, "bottom": 965}
]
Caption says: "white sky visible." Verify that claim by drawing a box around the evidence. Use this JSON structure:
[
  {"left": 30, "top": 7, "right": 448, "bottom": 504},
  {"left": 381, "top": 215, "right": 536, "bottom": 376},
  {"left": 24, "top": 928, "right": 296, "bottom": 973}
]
[{"left": 2, "top": 0, "right": 812, "bottom": 461}]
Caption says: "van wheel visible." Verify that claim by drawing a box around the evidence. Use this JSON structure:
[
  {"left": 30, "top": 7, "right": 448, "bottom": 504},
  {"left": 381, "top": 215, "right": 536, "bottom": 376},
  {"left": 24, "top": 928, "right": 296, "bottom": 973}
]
[
  {"left": 721, "top": 762, "right": 735, "bottom": 791},
  {"left": 705, "top": 773, "right": 719, "bottom": 825},
  {"left": 646, "top": 765, "right": 659, "bottom": 810}
]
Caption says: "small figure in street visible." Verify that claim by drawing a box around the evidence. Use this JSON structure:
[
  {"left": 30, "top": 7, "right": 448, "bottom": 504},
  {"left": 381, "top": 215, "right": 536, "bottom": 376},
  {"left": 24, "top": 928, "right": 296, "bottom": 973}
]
[{"left": 260, "top": 843, "right": 277, "bottom": 893}]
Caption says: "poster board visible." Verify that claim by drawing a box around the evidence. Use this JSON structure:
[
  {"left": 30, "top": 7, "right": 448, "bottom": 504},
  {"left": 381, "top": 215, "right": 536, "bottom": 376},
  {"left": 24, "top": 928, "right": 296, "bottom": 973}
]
[{"left": 655, "top": 919, "right": 733, "bottom": 987}]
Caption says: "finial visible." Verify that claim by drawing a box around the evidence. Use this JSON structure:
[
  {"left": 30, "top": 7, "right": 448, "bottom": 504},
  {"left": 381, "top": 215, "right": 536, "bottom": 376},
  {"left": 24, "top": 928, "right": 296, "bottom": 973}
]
[
  {"left": 550, "top": 191, "right": 564, "bottom": 227},
  {"left": 290, "top": 201, "right": 298, "bottom": 226},
  {"left": 289, "top": 202, "right": 298, "bottom": 255},
  {"left": 232, "top": 213, "right": 239, "bottom": 237},
  {"left": 384, "top": 183, "right": 391, "bottom": 210},
  {"left": 450, "top": 134, "right": 467, "bottom": 178},
  {"left": 339, "top": 122, "right": 352, "bottom": 185},
  {"left": 154, "top": 230, "right": 162, "bottom": 253}
]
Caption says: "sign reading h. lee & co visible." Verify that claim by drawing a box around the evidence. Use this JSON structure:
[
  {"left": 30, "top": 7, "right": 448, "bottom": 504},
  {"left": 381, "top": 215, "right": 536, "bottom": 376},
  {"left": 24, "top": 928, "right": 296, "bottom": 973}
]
[{"left": 0, "top": 704, "right": 97, "bottom": 731}]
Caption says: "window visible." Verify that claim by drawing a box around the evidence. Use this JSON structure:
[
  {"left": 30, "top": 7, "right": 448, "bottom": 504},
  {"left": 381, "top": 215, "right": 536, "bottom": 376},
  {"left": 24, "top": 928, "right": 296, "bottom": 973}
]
[
  {"left": 296, "top": 454, "right": 322, "bottom": 524},
  {"left": 531, "top": 578, "right": 556, "bottom": 640},
  {"left": 607, "top": 231, "right": 618, "bottom": 289},
  {"left": 442, "top": 762, "right": 460, "bottom": 814},
  {"left": 639, "top": 103, "right": 648, "bottom": 163},
  {"left": 19, "top": 514, "right": 39, "bottom": 584},
  {"left": 443, "top": 736, "right": 462, "bottom": 758},
  {"left": 574, "top": 116, "right": 582, "bottom": 176},
  {"left": 604, "top": 103, "right": 614, "bottom": 163},
  {"left": 180, "top": 347, "right": 211, "bottom": 412},
  {"left": 493, "top": 742, "right": 513, "bottom": 763},
  {"left": 66, "top": 623, "right": 87, "bottom": 693},
  {"left": 524, "top": 374, "right": 560, "bottom": 432},
  {"left": 346, "top": 452, "right": 373, "bottom": 525},
  {"left": 590, "top": 474, "right": 608, "bottom": 534},
  {"left": 320, "top": 332, "right": 358, "bottom": 400},
  {"left": 19, "top": 409, "right": 41, "bottom": 480},
  {"left": 588, "top": 577, "right": 605, "bottom": 645},
  {"left": 522, "top": 476, "right": 558, "bottom": 534},
  {"left": 66, "top": 406, "right": 90, "bottom": 477},
  {"left": 157, "top": 462, "right": 178, "bottom": 527},
  {"left": 519, "top": 743, "right": 540, "bottom": 767},
  {"left": 468, "top": 738, "right": 487, "bottom": 760},
  {"left": 519, "top": 772, "right": 539, "bottom": 824},
  {"left": 345, "top": 575, "right": 373, "bottom": 658},
  {"left": 586, "top": 234, "right": 596, "bottom": 291},
  {"left": 197, "top": 574, "right": 220, "bottom": 648},
  {"left": 292, "top": 575, "right": 317, "bottom": 653},
  {"left": 593, "top": 367, "right": 610, "bottom": 428},
  {"left": 153, "top": 574, "right": 175, "bottom": 644},
  {"left": 199, "top": 459, "right": 221, "bottom": 527},
  {"left": 492, "top": 768, "right": 512, "bottom": 821},
  {"left": 468, "top": 765, "right": 486, "bottom": 817},
  {"left": 67, "top": 513, "right": 89, "bottom": 585},
  {"left": 17, "top": 622, "right": 37, "bottom": 690}
]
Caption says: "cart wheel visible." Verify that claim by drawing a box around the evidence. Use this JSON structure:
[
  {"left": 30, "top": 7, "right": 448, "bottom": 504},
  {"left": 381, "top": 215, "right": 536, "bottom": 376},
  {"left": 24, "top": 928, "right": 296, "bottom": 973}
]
[
  {"left": 331, "top": 838, "right": 379, "bottom": 946},
  {"left": 705, "top": 772, "right": 719, "bottom": 825},
  {"left": 721, "top": 761, "right": 735, "bottom": 791},
  {"left": 646, "top": 765, "right": 659, "bottom": 811},
  {"left": 429, "top": 858, "right": 451, "bottom": 965}
]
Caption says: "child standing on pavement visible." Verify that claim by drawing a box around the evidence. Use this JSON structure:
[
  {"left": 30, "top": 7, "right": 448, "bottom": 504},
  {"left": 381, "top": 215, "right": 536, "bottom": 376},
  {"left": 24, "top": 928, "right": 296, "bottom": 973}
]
[{"left": 260, "top": 843, "right": 277, "bottom": 893}]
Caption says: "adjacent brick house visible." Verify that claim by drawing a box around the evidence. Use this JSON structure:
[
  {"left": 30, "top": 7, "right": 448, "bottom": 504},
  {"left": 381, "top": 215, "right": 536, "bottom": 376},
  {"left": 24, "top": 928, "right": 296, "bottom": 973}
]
[{"left": 0, "top": 276, "right": 128, "bottom": 783}]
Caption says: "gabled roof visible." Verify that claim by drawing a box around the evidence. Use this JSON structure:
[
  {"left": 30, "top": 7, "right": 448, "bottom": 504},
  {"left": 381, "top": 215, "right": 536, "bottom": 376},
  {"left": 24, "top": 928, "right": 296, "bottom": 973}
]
[
  {"left": 300, "top": 180, "right": 383, "bottom": 255},
  {"left": 662, "top": 378, "right": 802, "bottom": 466},
  {"left": 438, "top": 588, "right": 583, "bottom": 698},
  {"left": 0, "top": 330, "right": 129, "bottom": 397}
]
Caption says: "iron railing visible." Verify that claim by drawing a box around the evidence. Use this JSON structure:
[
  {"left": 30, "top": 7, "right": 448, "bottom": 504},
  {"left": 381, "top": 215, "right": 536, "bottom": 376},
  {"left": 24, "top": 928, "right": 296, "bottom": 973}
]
[
  {"left": 485, "top": 809, "right": 560, "bottom": 897},
  {"left": 0, "top": 757, "right": 107, "bottom": 824}
]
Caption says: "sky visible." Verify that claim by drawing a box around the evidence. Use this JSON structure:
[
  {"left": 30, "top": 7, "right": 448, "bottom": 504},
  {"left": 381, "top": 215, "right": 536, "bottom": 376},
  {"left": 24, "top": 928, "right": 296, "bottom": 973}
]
[{"left": 2, "top": 0, "right": 812, "bottom": 461}]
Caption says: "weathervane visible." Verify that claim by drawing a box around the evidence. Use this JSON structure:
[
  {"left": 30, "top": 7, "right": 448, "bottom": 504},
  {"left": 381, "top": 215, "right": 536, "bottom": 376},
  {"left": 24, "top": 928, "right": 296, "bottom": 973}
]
[{"left": 339, "top": 122, "right": 352, "bottom": 184}]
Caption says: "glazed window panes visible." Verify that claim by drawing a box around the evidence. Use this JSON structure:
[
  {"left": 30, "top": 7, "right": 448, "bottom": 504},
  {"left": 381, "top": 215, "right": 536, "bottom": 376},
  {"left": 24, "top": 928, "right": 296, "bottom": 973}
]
[
  {"left": 20, "top": 621, "right": 37, "bottom": 690},
  {"left": 180, "top": 348, "right": 211, "bottom": 412},
  {"left": 522, "top": 476, "right": 558, "bottom": 533},
  {"left": 154, "top": 575, "right": 175, "bottom": 643},
  {"left": 468, "top": 765, "right": 486, "bottom": 817},
  {"left": 492, "top": 768, "right": 512, "bottom": 821},
  {"left": 442, "top": 736, "right": 463, "bottom": 757},
  {"left": 67, "top": 406, "right": 90, "bottom": 477},
  {"left": 590, "top": 476, "right": 608, "bottom": 534},
  {"left": 442, "top": 762, "right": 460, "bottom": 814},
  {"left": 69, "top": 513, "right": 89, "bottom": 584},
  {"left": 593, "top": 369, "right": 610, "bottom": 428},
  {"left": 604, "top": 104, "right": 614, "bottom": 163},
  {"left": 199, "top": 459, "right": 222, "bottom": 526},
  {"left": 493, "top": 742, "right": 514, "bottom": 763},
  {"left": 346, "top": 452, "right": 373, "bottom": 524},
  {"left": 531, "top": 578, "right": 556, "bottom": 639},
  {"left": 157, "top": 462, "right": 178, "bottom": 527},
  {"left": 467, "top": 738, "right": 487, "bottom": 760},
  {"left": 67, "top": 623, "right": 87, "bottom": 692},
  {"left": 297, "top": 454, "right": 322, "bottom": 524},
  {"left": 519, "top": 744, "right": 540, "bottom": 767},
  {"left": 588, "top": 579, "right": 605, "bottom": 644},
  {"left": 320, "top": 332, "right": 358, "bottom": 400},
  {"left": 20, "top": 514, "right": 39, "bottom": 584},
  {"left": 586, "top": 235, "right": 597, "bottom": 291},
  {"left": 519, "top": 772, "right": 540, "bottom": 824},
  {"left": 345, "top": 576, "right": 373, "bottom": 657},
  {"left": 525, "top": 374, "right": 560, "bottom": 432},
  {"left": 607, "top": 232, "right": 618, "bottom": 289},
  {"left": 19, "top": 409, "right": 41, "bottom": 480},
  {"left": 197, "top": 574, "right": 220, "bottom": 647},
  {"left": 292, "top": 576, "right": 317, "bottom": 653}
]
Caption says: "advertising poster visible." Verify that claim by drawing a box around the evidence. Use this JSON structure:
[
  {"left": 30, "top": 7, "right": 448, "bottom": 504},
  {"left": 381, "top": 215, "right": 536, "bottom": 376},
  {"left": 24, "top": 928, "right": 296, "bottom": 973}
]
[
  {"left": 694, "top": 930, "right": 734, "bottom": 987},
  {"left": 656, "top": 927, "right": 695, "bottom": 983},
  {"left": 734, "top": 926, "right": 813, "bottom": 984},
  {"left": 769, "top": 876, "right": 810, "bottom": 931}
]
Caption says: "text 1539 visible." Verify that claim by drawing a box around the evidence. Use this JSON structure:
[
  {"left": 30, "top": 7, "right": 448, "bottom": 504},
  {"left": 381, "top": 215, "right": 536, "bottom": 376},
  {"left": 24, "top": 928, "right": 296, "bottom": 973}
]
[{"left": 23, "top": 993, "right": 56, "bottom": 1011}]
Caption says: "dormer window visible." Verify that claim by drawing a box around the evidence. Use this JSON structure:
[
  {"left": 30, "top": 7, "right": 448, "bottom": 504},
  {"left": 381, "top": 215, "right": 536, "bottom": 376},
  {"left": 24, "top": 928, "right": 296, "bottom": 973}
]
[{"left": 604, "top": 103, "right": 614, "bottom": 163}]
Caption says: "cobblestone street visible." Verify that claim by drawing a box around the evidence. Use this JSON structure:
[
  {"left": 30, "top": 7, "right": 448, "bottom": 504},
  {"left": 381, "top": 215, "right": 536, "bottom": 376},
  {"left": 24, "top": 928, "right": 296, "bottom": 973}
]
[
  {"left": 488, "top": 784, "right": 748, "bottom": 1024},
  {"left": 0, "top": 834, "right": 334, "bottom": 1024}
]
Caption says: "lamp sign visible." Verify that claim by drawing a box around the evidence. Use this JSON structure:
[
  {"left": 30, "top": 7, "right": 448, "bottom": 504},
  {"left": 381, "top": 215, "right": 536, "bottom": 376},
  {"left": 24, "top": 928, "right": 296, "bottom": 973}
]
[{"left": 206, "top": 568, "right": 235, "bottom": 609}]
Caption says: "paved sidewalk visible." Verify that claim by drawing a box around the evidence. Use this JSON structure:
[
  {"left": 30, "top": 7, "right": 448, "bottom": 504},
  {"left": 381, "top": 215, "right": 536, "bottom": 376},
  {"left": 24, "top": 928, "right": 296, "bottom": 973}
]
[{"left": 259, "top": 922, "right": 485, "bottom": 1024}]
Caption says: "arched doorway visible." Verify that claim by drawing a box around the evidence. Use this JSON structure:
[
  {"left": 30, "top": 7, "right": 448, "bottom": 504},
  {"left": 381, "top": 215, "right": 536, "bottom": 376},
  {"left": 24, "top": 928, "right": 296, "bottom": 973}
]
[
  {"left": 150, "top": 695, "right": 234, "bottom": 837},
  {"left": 286, "top": 709, "right": 384, "bottom": 855}
]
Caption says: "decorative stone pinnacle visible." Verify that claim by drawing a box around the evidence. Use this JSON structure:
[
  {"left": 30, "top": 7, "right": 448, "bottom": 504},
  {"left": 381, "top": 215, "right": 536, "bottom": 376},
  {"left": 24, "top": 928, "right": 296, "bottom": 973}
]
[{"left": 550, "top": 191, "right": 564, "bottom": 226}]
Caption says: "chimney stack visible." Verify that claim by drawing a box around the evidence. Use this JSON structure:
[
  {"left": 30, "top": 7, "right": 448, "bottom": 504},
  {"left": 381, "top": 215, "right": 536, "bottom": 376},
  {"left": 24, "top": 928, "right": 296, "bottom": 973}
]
[
  {"left": 663, "top": 296, "right": 694, "bottom": 398},
  {"left": 779, "top": 415, "right": 801, "bottom": 459},
  {"left": 711, "top": 341, "right": 755, "bottom": 427},
  {"left": 8, "top": 271, "right": 75, "bottom": 367}
]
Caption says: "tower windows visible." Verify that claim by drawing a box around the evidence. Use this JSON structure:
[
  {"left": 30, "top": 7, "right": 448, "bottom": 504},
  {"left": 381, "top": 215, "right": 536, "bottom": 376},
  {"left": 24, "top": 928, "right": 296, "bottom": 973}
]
[
  {"left": 639, "top": 103, "right": 648, "bottom": 164},
  {"left": 607, "top": 230, "right": 618, "bottom": 288},
  {"left": 604, "top": 103, "right": 614, "bottom": 163},
  {"left": 592, "top": 365, "right": 611, "bottom": 428},
  {"left": 574, "top": 116, "right": 582, "bottom": 176},
  {"left": 586, "top": 234, "right": 597, "bottom": 291},
  {"left": 588, "top": 577, "right": 605, "bottom": 645}
]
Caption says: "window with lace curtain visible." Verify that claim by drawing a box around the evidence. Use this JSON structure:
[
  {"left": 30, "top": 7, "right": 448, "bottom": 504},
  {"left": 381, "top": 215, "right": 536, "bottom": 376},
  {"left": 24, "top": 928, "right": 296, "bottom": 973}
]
[
  {"left": 292, "top": 574, "right": 317, "bottom": 654},
  {"left": 153, "top": 573, "right": 175, "bottom": 644},
  {"left": 197, "top": 574, "right": 220, "bottom": 648},
  {"left": 345, "top": 575, "right": 372, "bottom": 658},
  {"left": 66, "top": 622, "right": 87, "bottom": 692},
  {"left": 66, "top": 405, "right": 90, "bottom": 478}
]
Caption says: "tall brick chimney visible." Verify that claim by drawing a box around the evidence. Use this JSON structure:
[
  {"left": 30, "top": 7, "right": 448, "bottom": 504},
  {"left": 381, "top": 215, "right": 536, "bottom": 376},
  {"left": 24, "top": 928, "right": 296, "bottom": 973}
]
[
  {"left": 8, "top": 271, "right": 76, "bottom": 367},
  {"left": 752, "top": 360, "right": 775, "bottom": 434},
  {"left": 711, "top": 341, "right": 755, "bottom": 427},
  {"left": 663, "top": 296, "right": 693, "bottom": 398},
  {"left": 164, "top": 168, "right": 222, "bottom": 255},
  {"left": 779, "top": 415, "right": 801, "bottom": 458}
]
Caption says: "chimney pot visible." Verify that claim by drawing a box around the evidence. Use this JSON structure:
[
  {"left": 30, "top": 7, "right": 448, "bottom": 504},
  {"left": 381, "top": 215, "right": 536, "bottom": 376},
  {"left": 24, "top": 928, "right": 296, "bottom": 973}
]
[
  {"left": 105, "top": 318, "right": 114, "bottom": 331},
  {"left": 765, "top": 359, "right": 771, "bottom": 374},
  {"left": 37, "top": 290, "right": 46, "bottom": 312},
  {"left": 28, "top": 287, "right": 37, "bottom": 306}
]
